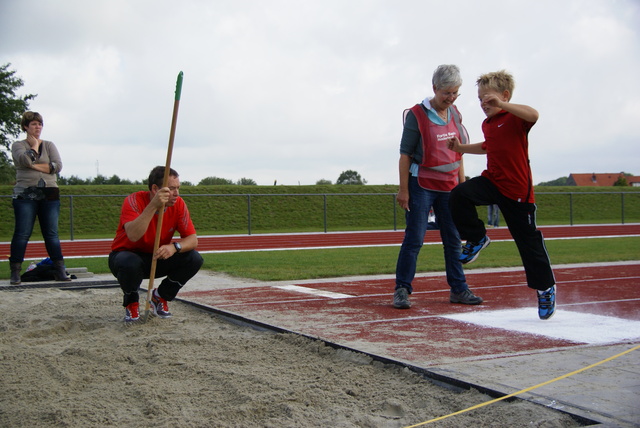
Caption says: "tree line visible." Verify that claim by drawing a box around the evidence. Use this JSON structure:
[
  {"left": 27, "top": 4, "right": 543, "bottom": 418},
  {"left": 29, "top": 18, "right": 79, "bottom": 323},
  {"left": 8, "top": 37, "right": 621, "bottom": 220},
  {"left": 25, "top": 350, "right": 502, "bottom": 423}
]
[
  {"left": 54, "top": 171, "right": 366, "bottom": 186},
  {"left": 0, "top": 63, "right": 368, "bottom": 187}
]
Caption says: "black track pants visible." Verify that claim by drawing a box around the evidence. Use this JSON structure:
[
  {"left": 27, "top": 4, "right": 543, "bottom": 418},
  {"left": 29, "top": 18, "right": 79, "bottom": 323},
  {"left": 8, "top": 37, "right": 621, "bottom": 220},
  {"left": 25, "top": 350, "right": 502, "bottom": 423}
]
[
  {"left": 449, "top": 176, "right": 555, "bottom": 291},
  {"left": 109, "top": 250, "right": 204, "bottom": 306}
]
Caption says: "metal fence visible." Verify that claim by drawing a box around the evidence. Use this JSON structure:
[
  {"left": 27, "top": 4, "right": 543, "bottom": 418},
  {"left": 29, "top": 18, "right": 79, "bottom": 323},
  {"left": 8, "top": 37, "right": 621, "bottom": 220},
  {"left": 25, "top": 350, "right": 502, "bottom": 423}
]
[{"left": 1, "top": 191, "right": 639, "bottom": 240}]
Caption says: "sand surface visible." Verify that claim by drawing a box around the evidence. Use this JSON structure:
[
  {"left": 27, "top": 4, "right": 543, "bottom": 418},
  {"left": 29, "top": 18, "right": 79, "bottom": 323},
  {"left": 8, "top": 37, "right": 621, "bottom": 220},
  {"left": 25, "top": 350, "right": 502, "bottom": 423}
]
[{"left": 0, "top": 284, "right": 582, "bottom": 427}]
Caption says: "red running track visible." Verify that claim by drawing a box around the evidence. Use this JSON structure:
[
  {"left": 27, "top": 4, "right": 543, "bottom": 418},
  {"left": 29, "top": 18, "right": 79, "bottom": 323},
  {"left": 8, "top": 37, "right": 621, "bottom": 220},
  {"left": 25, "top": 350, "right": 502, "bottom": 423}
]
[
  {"left": 1, "top": 223, "right": 638, "bottom": 260},
  {"left": 179, "top": 262, "right": 640, "bottom": 365}
]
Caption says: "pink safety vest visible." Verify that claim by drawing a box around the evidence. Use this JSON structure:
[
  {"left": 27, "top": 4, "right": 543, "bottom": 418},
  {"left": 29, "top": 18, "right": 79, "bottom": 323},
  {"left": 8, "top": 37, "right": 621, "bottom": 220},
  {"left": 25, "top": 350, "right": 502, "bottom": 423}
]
[{"left": 408, "top": 104, "right": 468, "bottom": 192}]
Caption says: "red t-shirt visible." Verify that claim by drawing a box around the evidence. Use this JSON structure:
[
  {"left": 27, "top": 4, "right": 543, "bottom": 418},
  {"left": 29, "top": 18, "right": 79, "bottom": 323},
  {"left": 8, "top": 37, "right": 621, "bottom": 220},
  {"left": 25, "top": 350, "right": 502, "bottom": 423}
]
[
  {"left": 481, "top": 111, "right": 535, "bottom": 203},
  {"left": 111, "top": 191, "right": 197, "bottom": 252}
]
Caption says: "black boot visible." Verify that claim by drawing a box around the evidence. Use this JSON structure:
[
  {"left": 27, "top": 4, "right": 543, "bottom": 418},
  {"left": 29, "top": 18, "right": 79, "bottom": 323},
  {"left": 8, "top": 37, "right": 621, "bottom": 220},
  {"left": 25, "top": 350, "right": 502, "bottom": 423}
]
[
  {"left": 10, "top": 262, "right": 22, "bottom": 285},
  {"left": 52, "top": 259, "right": 72, "bottom": 282}
]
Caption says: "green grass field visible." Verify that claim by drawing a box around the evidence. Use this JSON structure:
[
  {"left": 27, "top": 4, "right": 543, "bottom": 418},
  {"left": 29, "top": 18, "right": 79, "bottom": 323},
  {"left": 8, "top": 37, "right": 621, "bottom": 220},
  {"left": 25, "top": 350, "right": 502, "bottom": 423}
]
[
  {"left": 1, "top": 185, "right": 639, "bottom": 240},
  {"left": 2, "top": 184, "right": 638, "bottom": 282},
  {"left": 7, "top": 236, "right": 635, "bottom": 282}
]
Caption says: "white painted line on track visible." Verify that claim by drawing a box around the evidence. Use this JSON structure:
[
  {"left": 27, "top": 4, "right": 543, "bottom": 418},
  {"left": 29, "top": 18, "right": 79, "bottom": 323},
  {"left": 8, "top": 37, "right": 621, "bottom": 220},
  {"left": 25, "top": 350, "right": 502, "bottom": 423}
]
[
  {"left": 194, "top": 234, "right": 640, "bottom": 254},
  {"left": 561, "top": 298, "right": 640, "bottom": 306},
  {"left": 272, "top": 284, "right": 354, "bottom": 299},
  {"left": 442, "top": 309, "right": 640, "bottom": 345}
]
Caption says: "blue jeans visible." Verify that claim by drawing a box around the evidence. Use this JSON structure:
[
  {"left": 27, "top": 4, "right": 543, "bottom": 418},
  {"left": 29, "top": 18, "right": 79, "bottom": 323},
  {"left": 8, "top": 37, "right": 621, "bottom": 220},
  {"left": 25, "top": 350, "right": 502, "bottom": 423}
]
[
  {"left": 396, "top": 176, "right": 468, "bottom": 294},
  {"left": 488, "top": 204, "right": 500, "bottom": 227},
  {"left": 11, "top": 197, "right": 64, "bottom": 263}
]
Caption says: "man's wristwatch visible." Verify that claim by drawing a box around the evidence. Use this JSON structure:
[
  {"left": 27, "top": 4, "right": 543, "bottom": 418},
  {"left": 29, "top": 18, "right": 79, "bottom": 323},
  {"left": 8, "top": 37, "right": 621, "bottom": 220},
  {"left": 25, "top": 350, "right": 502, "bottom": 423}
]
[{"left": 173, "top": 242, "right": 182, "bottom": 253}]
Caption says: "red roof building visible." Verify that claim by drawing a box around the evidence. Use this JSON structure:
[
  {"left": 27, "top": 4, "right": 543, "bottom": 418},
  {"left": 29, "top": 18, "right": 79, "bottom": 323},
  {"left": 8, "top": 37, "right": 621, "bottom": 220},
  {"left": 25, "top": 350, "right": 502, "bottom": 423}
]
[{"left": 567, "top": 173, "right": 640, "bottom": 186}]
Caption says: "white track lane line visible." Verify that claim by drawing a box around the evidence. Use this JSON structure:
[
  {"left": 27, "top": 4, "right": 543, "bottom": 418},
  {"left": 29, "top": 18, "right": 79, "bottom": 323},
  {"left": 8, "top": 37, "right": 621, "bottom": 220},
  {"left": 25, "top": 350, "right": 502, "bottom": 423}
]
[{"left": 272, "top": 284, "right": 354, "bottom": 299}]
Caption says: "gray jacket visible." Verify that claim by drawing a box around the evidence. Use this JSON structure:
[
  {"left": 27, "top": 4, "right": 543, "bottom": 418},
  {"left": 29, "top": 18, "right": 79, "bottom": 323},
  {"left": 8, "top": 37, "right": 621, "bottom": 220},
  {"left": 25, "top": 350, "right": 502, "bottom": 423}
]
[{"left": 12, "top": 139, "right": 63, "bottom": 192}]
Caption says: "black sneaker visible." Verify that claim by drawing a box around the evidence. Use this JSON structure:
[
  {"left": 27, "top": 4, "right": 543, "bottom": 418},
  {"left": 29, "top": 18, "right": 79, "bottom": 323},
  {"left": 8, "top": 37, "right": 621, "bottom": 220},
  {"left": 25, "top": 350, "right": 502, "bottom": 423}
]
[
  {"left": 450, "top": 289, "right": 483, "bottom": 305},
  {"left": 537, "top": 285, "right": 556, "bottom": 320},
  {"left": 393, "top": 288, "right": 411, "bottom": 309},
  {"left": 460, "top": 236, "right": 490, "bottom": 264},
  {"left": 151, "top": 289, "right": 172, "bottom": 318}
]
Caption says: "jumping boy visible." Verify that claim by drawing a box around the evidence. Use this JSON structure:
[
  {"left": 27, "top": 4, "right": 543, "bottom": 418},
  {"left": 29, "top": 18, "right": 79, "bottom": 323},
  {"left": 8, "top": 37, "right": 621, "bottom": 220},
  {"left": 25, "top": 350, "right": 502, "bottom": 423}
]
[{"left": 447, "top": 70, "right": 556, "bottom": 320}]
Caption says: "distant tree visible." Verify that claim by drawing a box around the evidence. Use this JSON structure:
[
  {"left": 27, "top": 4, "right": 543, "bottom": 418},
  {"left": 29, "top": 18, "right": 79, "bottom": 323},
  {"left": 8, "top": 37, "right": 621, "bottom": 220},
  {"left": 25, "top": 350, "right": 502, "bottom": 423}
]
[
  {"left": 614, "top": 175, "right": 628, "bottom": 186},
  {"left": 199, "top": 176, "right": 234, "bottom": 185},
  {"left": 336, "top": 170, "right": 367, "bottom": 185},
  {"left": 108, "top": 175, "right": 135, "bottom": 185},
  {"left": 181, "top": 180, "right": 193, "bottom": 186},
  {"left": 91, "top": 174, "right": 108, "bottom": 185},
  {"left": 0, "top": 63, "right": 37, "bottom": 175},
  {"left": 537, "top": 176, "right": 568, "bottom": 186},
  {"left": 0, "top": 155, "right": 15, "bottom": 184},
  {"left": 59, "top": 175, "right": 90, "bottom": 185},
  {"left": 105, "top": 174, "right": 124, "bottom": 185},
  {"left": 315, "top": 178, "right": 332, "bottom": 185},
  {"left": 237, "top": 177, "right": 257, "bottom": 185}
]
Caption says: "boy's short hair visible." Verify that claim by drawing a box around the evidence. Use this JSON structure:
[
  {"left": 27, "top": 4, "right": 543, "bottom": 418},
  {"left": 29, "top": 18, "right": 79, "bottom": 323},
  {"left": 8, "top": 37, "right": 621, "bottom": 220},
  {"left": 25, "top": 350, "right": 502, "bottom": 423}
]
[
  {"left": 476, "top": 70, "right": 515, "bottom": 100},
  {"left": 148, "top": 166, "right": 179, "bottom": 190},
  {"left": 21, "top": 111, "right": 44, "bottom": 131}
]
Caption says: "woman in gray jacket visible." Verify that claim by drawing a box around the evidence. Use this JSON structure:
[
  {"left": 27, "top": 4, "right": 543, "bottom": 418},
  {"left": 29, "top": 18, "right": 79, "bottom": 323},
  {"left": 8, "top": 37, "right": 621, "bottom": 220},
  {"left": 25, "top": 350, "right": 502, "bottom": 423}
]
[{"left": 9, "top": 111, "right": 70, "bottom": 284}]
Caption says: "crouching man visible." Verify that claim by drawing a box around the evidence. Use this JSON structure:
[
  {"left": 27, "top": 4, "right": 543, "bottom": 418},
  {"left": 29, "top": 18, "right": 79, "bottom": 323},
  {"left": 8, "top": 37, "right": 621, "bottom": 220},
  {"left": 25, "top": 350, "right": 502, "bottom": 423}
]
[{"left": 109, "top": 166, "right": 203, "bottom": 322}]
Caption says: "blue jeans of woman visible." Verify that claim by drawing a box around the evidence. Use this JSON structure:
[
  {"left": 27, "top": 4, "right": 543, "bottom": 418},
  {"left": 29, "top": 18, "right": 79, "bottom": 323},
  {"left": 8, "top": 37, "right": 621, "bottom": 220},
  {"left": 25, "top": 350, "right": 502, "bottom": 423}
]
[
  {"left": 11, "top": 198, "right": 64, "bottom": 263},
  {"left": 395, "top": 176, "right": 468, "bottom": 294}
]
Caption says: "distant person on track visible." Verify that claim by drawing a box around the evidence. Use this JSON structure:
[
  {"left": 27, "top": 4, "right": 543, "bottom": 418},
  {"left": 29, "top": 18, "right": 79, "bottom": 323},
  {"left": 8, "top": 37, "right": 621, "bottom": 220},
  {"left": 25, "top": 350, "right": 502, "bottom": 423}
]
[
  {"left": 109, "top": 166, "right": 203, "bottom": 322},
  {"left": 448, "top": 70, "right": 556, "bottom": 320},
  {"left": 9, "top": 111, "right": 71, "bottom": 285},
  {"left": 487, "top": 204, "right": 500, "bottom": 228},
  {"left": 393, "top": 64, "right": 483, "bottom": 309}
]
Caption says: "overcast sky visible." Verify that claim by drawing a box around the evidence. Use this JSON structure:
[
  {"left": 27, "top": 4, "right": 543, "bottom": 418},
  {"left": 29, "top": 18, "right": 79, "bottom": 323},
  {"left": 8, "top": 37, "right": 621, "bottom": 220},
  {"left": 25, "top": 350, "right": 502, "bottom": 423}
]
[{"left": 1, "top": 0, "right": 639, "bottom": 186}]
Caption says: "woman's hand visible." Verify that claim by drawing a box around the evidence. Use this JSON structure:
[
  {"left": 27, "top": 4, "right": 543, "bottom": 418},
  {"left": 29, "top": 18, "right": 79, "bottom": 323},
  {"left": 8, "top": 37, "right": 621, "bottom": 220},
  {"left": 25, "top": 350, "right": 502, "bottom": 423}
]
[
  {"left": 26, "top": 133, "right": 41, "bottom": 151},
  {"left": 30, "top": 163, "right": 51, "bottom": 173},
  {"left": 396, "top": 189, "right": 410, "bottom": 211}
]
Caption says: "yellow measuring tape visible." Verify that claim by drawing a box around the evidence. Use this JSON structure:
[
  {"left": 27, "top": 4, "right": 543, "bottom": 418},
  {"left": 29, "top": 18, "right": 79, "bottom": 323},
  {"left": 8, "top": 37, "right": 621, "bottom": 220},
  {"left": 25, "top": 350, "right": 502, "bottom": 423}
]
[{"left": 405, "top": 344, "right": 640, "bottom": 427}]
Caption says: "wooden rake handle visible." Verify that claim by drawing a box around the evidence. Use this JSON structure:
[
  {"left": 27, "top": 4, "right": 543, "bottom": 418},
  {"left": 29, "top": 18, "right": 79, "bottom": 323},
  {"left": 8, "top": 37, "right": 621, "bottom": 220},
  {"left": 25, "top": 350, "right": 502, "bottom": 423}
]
[{"left": 143, "top": 72, "right": 184, "bottom": 316}]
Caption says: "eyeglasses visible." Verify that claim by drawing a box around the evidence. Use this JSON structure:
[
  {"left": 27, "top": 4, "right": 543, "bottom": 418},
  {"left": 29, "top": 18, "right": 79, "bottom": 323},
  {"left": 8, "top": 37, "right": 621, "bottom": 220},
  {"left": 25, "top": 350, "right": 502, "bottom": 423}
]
[{"left": 440, "top": 91, "right": 460, "bottom": 99}]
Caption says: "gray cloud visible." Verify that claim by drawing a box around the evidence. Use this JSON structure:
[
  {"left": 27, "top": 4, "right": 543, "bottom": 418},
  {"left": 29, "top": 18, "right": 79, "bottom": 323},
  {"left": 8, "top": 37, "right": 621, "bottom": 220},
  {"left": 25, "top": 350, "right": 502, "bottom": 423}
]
[{"left": 1, "top": 0, "right": 639, "bottom": 185}]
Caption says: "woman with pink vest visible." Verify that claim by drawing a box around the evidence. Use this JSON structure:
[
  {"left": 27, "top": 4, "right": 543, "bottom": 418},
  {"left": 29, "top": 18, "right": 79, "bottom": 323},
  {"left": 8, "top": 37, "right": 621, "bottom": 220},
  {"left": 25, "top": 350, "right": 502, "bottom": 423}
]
[{"left": 393, "top": 64, "right": 483, "bottom": 309}]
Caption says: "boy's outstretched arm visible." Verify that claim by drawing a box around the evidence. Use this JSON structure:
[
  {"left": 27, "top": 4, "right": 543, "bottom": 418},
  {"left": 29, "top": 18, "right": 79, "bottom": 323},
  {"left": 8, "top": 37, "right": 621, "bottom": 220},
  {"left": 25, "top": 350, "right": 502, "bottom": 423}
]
[
  {"left": 483, "top": 93, "right": 539, "bottom": 123},
  {"left": 448, "top": 137, "right": 486, "bottom": 154},
  {"left": 500, "top": 101, "right": 539, "bottom": 123}
]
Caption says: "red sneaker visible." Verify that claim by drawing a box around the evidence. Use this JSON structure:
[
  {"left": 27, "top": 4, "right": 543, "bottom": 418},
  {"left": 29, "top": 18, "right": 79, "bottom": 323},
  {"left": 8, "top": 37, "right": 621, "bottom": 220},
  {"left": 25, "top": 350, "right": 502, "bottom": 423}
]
[
  {"left": 124, "top": 302, "right": 140, "bottom": 322},
  {"left": 151, "top": 289, "right": 172, "bottom": 318}
]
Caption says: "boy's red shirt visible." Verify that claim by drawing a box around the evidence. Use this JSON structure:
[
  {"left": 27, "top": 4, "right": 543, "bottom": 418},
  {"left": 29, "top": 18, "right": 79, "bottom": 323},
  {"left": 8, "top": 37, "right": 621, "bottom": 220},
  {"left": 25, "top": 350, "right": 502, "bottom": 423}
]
[
  {"left": 111, "top": 191, "right": 196, "bottom": 253},
  {"left": 481, "top": 110, "right": 536, "bottom": 203}
]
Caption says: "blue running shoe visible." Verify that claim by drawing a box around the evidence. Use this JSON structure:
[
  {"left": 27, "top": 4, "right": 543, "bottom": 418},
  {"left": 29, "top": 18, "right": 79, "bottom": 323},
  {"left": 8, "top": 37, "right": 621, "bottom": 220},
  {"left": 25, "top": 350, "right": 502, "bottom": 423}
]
[
  {"left": 537, "top": 285, "right": 556, "bottom": 320},
  {"left": 459, "top": 236, "right": 490, "bottom": 264}
]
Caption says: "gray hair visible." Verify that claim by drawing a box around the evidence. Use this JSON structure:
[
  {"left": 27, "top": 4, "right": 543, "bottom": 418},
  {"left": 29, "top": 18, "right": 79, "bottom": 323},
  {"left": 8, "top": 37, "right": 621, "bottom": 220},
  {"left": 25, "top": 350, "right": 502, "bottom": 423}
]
[{"left": 432, "top": 64, "right": 462, "bottom": 90}]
